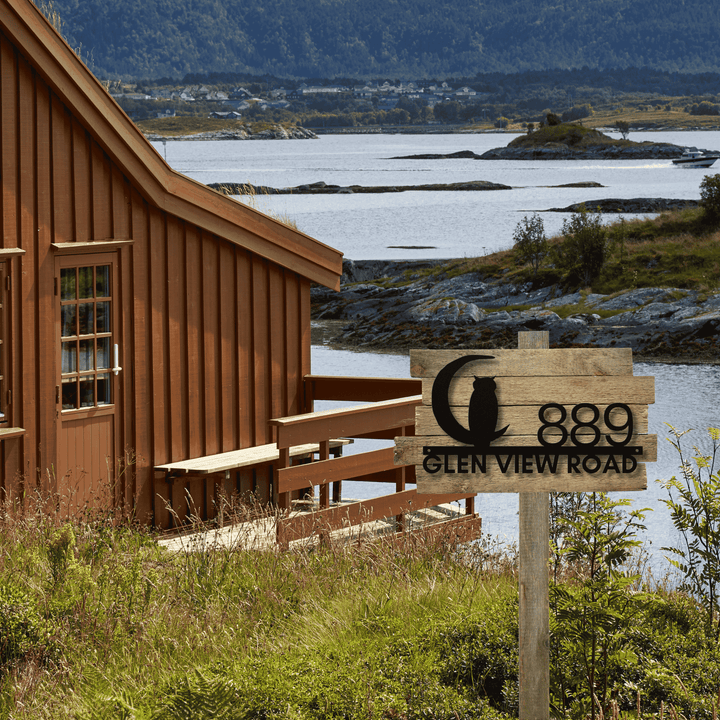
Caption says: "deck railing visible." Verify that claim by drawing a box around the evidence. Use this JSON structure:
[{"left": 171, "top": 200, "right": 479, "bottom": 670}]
[{"left": 268, "top": 375, "right": 479, "bottom": 546}]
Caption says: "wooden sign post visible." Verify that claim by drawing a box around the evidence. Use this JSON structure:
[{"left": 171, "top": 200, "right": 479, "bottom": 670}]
[{"left": 395, "top": 332, "right": 655, "bottom": 720}]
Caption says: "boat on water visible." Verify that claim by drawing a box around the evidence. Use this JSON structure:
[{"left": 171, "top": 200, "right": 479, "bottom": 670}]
[{"left": 672, "top": 148, "right": 720, "bottom": 168}]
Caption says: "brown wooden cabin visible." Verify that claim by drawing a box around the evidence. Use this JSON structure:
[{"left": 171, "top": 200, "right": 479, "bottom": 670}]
[{"left": 0, "top": 0, "right": 480, "bottom": 541}]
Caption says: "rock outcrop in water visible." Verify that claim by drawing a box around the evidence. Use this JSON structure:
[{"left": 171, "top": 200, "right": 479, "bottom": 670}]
[
  {"left": 145, "top": 125, "right": 318, "bottom": 141},
  {"left": 209, "top": 179, "right": 512, "bottom": 195},
  {"left": 478, "top": 142, "right": 690, "bottom": 160},
  {"left": 546, "top": 198, "right": 701, "bottom": 213},
  {"left": 312, "top": 260, "right": 720, "bottom": 363}
]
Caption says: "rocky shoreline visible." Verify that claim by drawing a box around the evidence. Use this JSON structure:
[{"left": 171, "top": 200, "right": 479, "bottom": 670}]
[
  {"left": 209, "top": 179, "right": 513, "bottom": 194},
  {"left": 477, "top": 142, "right": 693, "bottom": 160},
  {"left": 144, "top": 125, "right": 318, "bottom": 141},
  {"left": 311, "top": 260, "right": 720, "bottom": 364}
]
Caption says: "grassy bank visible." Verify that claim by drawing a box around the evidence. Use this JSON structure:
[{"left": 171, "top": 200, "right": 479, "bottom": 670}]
[
  {"left": 1, "top": 494, "right": 720, "bottom": 719},
  {"left": 395, "top": 206, "right": 720, "bottom": 298}
]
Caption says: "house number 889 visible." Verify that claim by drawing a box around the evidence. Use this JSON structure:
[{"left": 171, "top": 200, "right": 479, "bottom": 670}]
[{"left": 537, "top": 403, "right": 634, "bottom": 448}]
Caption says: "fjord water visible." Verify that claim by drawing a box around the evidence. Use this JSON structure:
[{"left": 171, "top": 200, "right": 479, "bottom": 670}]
[
  {"left": 160, "top": 131, "right": 720, "bottom": 568},
  {"left": 158, "top": 130, "right": 720, "bottom": 260},
  {"left": 312, "top": 346, "right": 720, "bottom": 572}
]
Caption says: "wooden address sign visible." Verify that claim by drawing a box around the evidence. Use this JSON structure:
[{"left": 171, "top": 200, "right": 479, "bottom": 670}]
[{"left": 394, "top": 347, "right": 656, "bottom": 493}]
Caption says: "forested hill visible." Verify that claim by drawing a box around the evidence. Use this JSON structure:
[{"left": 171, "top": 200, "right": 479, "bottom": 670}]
[{"left": 40, "top": 0, "right": 720, "bottom": 80}]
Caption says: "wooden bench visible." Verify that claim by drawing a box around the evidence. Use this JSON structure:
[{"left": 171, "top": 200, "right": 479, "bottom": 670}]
[{"left": 154, "top": 440, "right": 351, "bottom": 524}]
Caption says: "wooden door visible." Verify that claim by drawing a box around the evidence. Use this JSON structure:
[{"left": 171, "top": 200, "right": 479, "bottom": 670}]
[{"left": 56, "top": 253, "right": 120, "bottom": 514}]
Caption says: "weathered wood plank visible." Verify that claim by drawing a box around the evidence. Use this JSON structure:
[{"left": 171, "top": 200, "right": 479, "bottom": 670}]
[
  {"left": 185, "top": 226, "right": 203, "bottom": 461},
  {"left": 305, "top": 375, "right": 422, "bottom": 402},
  {"left": 517, "top": 332, "right": 550, "bottom": 720},
  {"left": 130, "top": 191, "right": 153, "bottom": 524},
  {"left": 270, "top": 396, "right": 420, "bottom": 449},
  {"left": 167, "top": 218, "right": 186, "bottom": 462},
  {"left": 411, "top": 348, "right": 633, "bottom": 378},
  {"left": 277, "top": 447, "right": 396, "bottom": 493},
  {"left": 395, "top": 434, "right": 658, "bottom": 464},
  {"left": 278, "top": 488, "right": 473, "bottom": 544},
  {"left": 202, "top": 233, "right": 220, "bottom": 455},
  {"left": 155, "top": 439, "right": 352, "bottom": 475},
  {"left": 421, "top": 375, "right": 655, "bottom": 406},
  {"left": 415, "top": 404, "right": 649, "bottom": 437},
  {"left": 219, "top": 241, "right": 235, "bottom": 451},
  {"left": 236, "top": 250, "right": 253, "bottom": 447},
  {"left": 252, "top": 256, "right": 270, "bottom": 445}
]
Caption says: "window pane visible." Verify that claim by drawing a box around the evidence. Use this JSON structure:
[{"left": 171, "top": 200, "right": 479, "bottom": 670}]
[
  {"left": 79, "top": 339, "right": 94, "bottom": 372},
  {"left": 61, "top": 305, "right": 77, "bottom": 338},
  {"left": 62, "top": 342, "right": 77, "bottom": 373},
  {"left": 60, "top": 268, "right": 76, "bottom": 301},
  {"left": 96, "top": 302, "right": 111, "bottom": 334},
  {"left": 96, "top": 266, "right": 110, "bottom": 298},
  {"left": 62, "top": 378, "right": 77, "bottom": 410},
  {"left": 97, "top": 373, "right": 111, "bottom": 405},
  {"left": 79, "top": 376, "right": 94, "bottom": 408},
  {"left": 78, "top": 303, "right": 94, "bottom": 335},
  {"left": 78, "top": 267, "right": 93, "bottom": 299},
  {"left": 97, "top": 337, "right": 110, "bottom": 370}
]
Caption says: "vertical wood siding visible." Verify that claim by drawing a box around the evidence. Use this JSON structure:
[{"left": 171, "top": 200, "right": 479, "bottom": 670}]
[{"left": 0, "top": 32, "right": 313, "bottom": 525}]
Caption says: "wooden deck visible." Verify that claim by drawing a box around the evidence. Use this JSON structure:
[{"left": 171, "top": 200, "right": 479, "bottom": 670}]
[{"left": 157, "top": 498, "right": 482, "bottom": 553}]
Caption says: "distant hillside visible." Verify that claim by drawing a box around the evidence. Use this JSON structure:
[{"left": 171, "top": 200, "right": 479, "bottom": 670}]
[{"left": 39, "top": 0, "right": 720, "bottom": 80}]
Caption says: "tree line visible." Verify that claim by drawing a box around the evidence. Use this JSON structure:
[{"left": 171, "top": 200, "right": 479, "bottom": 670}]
[{"left": 40, "top": 0, "right": 720, "bottom": 80}]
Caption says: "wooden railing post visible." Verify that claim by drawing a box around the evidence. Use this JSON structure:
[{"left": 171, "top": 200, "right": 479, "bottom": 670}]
[
  {"left": 318, "top": 439, "right": 330, "bottom": 508},
  {"left": 396, "top": 425, "right": 407, "bottom": 532},
  {"left": 518, "top": 331, "right": 550, "bottom": 720}
]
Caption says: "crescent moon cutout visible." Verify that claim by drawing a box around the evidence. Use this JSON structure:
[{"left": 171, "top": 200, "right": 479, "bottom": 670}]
[{"left": 431, "top": 354, "right": 497, "bottom": 445}]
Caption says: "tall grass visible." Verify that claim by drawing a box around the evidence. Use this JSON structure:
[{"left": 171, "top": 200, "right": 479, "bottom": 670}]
[
  {"left": 0, "top": 496, "right": 515, "bottom": 719},
  {"left": 1, "top": 492, "right": 719, "bottom": 719}
]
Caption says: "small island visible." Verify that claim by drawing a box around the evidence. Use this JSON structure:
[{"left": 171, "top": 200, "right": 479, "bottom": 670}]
[{"left": 479, "top": 120, "right": 693, "bottom": 160}]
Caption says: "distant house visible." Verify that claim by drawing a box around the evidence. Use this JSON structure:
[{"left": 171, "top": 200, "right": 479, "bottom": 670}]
[
  {"left": 230, "top": 87, "right": 253, "bottom": 100},
  {"left": 206, "top": 91, "right": 229, "bottom": 102},
  {"left": 156, "top": 109, "right": 177, "bottom": 118},
  {"left": 209, "top": 110, "right": 242, "bottom": 120},
  {"left": 300, "top": 85, "right": 343, "bottom": 95},
  {"left": 453, "top": 87, "right": 477, "bottom": 99}
]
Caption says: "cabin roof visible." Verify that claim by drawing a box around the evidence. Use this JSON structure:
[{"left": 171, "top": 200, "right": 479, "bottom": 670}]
[{"left": 1, "top": 0, "right": 343, "bottom": 290}]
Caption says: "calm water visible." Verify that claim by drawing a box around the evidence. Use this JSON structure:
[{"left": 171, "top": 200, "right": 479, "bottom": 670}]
[
  {"left": 159, "top": 131, "right": 720, "bottom": 569},
  {"left": 312, "top": 346, "right": 720, "bottom": 572},
  {"left": 156, "top": 130, "right": 720, "bottom": 260}
]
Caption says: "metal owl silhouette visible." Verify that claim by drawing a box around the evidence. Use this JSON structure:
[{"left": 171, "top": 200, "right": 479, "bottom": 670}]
[{"left": 431, "top": 355, "right": 509, "bottom": 447}]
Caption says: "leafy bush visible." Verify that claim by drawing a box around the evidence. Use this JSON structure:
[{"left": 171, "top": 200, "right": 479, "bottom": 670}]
[
  {"left": 553, "top": 204, "right": 607, "bottom": 287},
  {"left": 46, "top": 524, "right": 76, "bottom": 585},
  {"left": 561, "top": 105, "right": 592, "bottom": 122},
  {"left": 615, "top": 120, "right": 630, "bottom": 139},
  {"left": 700, "top": 173, "right": 720, "bottom": 223},
  {"left": 546, "top": 112, "right": 561, "bottom": 126},
  {"left": 512, "top": 213, "right": 548, "bottom": 276},
  {"left": 690, "top": 102, "right": 720, "bottom": 116},
  {"left": 0, "top": 584, "right": 53, "bottom": 667},
  {"left": 551, "top": 493, "right": 649, "bottom": 719},
  {"left": 658, "top": 425, "right": 720, "bottom": 638}
]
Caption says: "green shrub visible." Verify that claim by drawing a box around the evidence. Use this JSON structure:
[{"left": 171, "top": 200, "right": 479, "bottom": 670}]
[
  {"left": 553, "top": 204, "right": 607, "bottom": 287},
  {"left": 0, "top": 584, "right": 52, "bottom": 666},
  {"left": 46, "top": 524, "right": 76, "bottom": 585},
  {"left": 658, "top": 426, "right": 720, "bottom": 638},
  {"left": 546, "top": 112, "right": 561, "bottom": 126},
  {"left": 699, "top": 174, "right": 720, "bottom": 223},
  {"left": 512, "top": 213, "right": 548, "bottom": 276}
]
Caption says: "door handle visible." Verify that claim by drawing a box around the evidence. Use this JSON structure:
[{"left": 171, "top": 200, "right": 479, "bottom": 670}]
[{"left": 112, "top": 344, "right": 122, "bottom": 376}]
